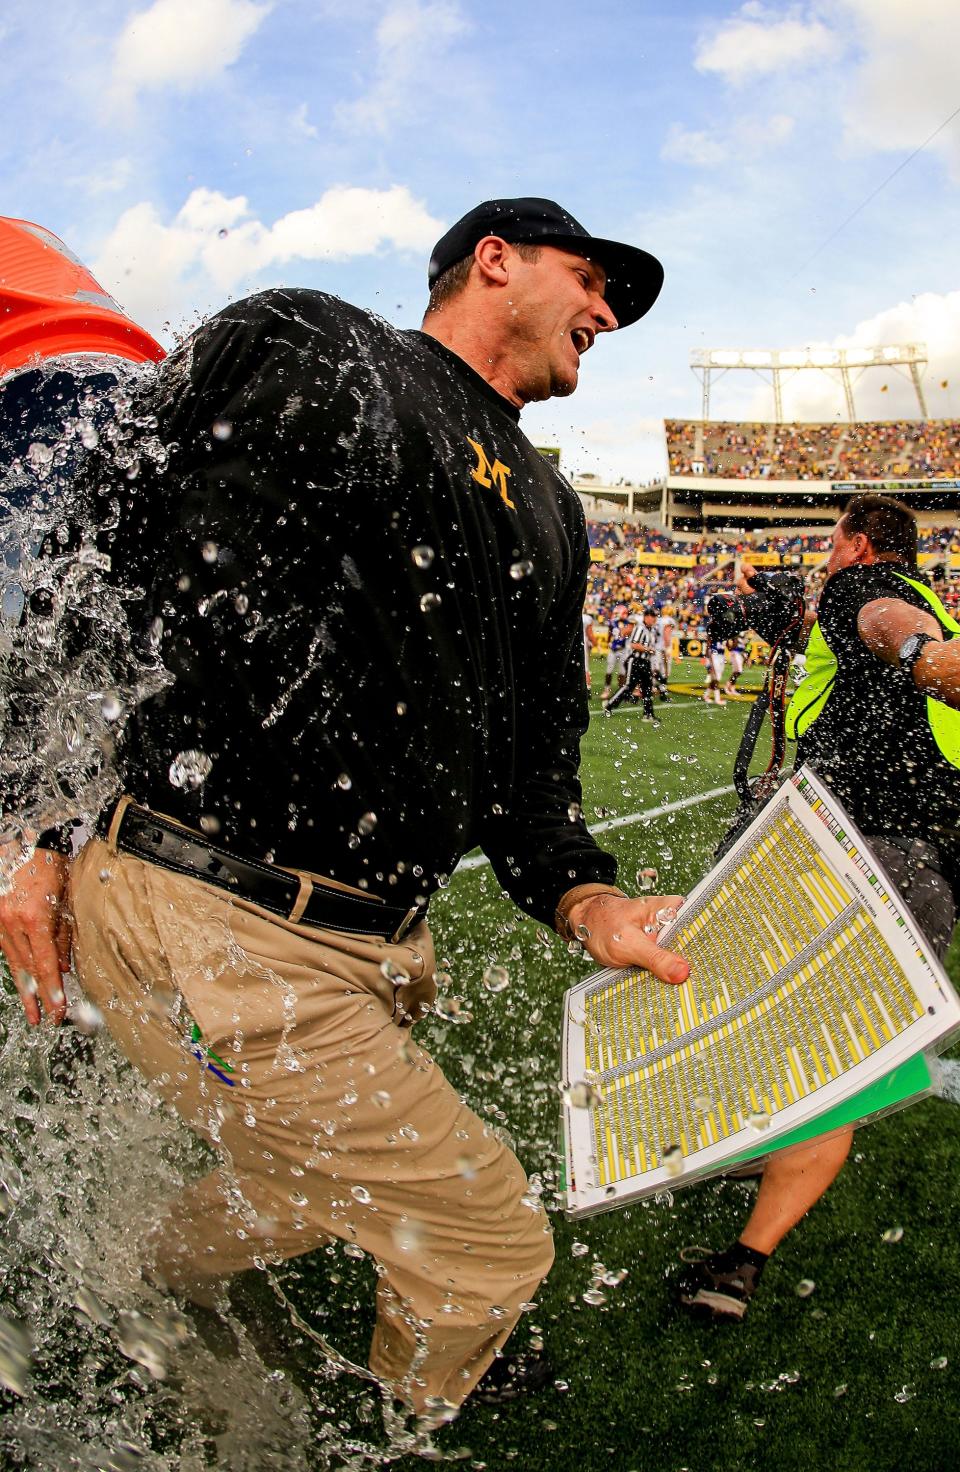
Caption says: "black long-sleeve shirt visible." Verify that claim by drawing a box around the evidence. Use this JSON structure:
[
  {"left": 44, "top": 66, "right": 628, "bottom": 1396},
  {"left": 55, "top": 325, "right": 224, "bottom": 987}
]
[{"left": 79, "top": 288, "right": 617, "bottom": 923}]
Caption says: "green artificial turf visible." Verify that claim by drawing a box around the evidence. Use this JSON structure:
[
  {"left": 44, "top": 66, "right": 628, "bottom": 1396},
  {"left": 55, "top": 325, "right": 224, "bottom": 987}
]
[{"left": 374, "top": 658, "right": 960, "bottom": 1472}]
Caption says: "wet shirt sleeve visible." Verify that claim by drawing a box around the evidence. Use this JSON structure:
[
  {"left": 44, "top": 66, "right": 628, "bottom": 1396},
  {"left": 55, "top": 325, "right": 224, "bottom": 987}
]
[{"left": 478, "top": 518, "right": 618, "bottom": 926}]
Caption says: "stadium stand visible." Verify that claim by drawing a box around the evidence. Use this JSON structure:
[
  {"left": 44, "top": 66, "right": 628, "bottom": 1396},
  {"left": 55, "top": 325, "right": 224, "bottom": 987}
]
[
  {"left": 665, "top": 420, "right": 960, "bottom": 481},
  {"left": 583, "top": 522, "right": 960, "bottom": 655}
]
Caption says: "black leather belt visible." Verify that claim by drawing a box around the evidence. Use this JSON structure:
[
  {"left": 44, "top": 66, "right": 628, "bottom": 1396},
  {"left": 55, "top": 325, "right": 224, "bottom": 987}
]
[{"left": 99, "top": 800, "right": 426, "bottom": 943}]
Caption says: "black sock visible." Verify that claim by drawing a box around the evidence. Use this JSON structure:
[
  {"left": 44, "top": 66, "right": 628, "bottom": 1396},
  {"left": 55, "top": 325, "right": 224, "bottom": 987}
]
[{"left": 711, "top": 1242, "right": 769, "bottom": 1276}]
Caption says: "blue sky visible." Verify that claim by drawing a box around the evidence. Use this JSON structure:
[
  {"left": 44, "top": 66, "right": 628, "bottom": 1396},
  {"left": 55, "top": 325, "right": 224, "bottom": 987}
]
[{"left": 3, "top": 0, "right": 959, "bottom": 479}]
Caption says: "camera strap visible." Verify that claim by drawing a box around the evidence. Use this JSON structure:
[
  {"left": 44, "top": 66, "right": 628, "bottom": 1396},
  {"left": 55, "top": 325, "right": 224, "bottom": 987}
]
[{"left": 732, "top": 639, "right": 794, "bottom": 807}]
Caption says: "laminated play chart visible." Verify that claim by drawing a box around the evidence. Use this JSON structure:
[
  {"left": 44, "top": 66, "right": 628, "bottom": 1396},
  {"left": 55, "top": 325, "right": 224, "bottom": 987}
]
[{"left": 562, "top": 767, "right": 960, "bottom": 1216}]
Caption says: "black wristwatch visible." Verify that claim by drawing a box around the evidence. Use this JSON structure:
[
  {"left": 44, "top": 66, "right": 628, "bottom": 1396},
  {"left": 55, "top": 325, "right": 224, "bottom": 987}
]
[{"left": 898, "top": 631, "right": 936, "bottom": 677}]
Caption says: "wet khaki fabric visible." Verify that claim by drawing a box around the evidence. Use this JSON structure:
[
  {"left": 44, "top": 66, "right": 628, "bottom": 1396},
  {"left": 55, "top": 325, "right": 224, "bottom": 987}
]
[{"left": 70, "top": 836, "right": 554, "bottom": 1412}]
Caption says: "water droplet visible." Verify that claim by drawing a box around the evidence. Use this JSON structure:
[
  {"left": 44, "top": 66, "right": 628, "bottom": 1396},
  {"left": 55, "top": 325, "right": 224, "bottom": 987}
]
[
  {"left": 100, "top": 693, "right": 123, "bottom": 722},
  {"left": 575, "top": 923, "right": 591, "bottom": 942},
  {"left": 168, "top": 749, "right": 213, "bottom": 790},
  {"left": 116, "top": 1310, "right": 170, "bottom": 1381},
  {"left": 0, "top": 1316, "right": 31, "bottom": 1395},
  {"left": 931, "top": 1355, "right": 948, "bottom": 1370},
  {"left": 562, "top": 1080, "right": 603, "bottom": 1110},
  {"left": 201, "top": 541, "right": 219, "bottom": 564},
  {"left": 372, "top": 1089, "right": 391, "bottom": 1108},
  {"left": 75, "top": 1284, "right": 113, "bottom": 1326},
  {"left": 380, "top": 958, "right": 410, "bottom": 986},
  {"left": 357, "top": 811, "right": 377, "bottom": 836},
  {"left": 747, "top": 1110, "right": 771, "bottom": 1132},
  {"left": 399, "top": 1123, "right": 419, "bottom": 1141},
  {"left": 351, "top": 1185, "right": 372, "bottom": 1204},
  {"left": 435, "top": 995, "right": 473, "bottom": 1024},
  {"left": 411, "top": 545, "right": 435, "bottom": 569},
  {"left": 338, "top": 1090, "right": 358, "bottom": 1107},
  {"left": 582, "top": 1288, "right": 607, "bottom": 1306},
  {"left": 69, "top": 1000, "right": 104, "bottom": 1035},
  {"left": 567, "top": 802, "right": 581, "bottom": 822},
  {"left": 636, "top": 867, "right": 659, "bottom": 892},
  {"left": 655, "top": 906, "right": 677, "bottom": 926},
  {"left": 211, "top": 418, "right": 233, "bottom": 440},
  {"left": 482, "top": 964, "right": 509, "bottom": 994},
  {"left": 882, "top": 1225, "right": 904, "bottom": 1244},
  {"left": 420, "top": 592, "right": 442, "bottom": 612},
  {"left": 344, "top": 1242, "right": 365, "bottom": 1259},
  {"left": 571, "top": 1241, "right": 590, "bottom": 1258},
  {"left": 796, "top": 1278, "right": 816, "bottom": 1298},
  {"left": 336, "top": 772, "right": 352, "bottom": 790},
  {"left": 662, "top": 1144, "right": 684, "bottom": 1177},
  {"left": 509, "top": 559, "right": 534, "bottom": 580},
  {"left": 894, "top": 1383, "right": 916, "bottom": 1403}
]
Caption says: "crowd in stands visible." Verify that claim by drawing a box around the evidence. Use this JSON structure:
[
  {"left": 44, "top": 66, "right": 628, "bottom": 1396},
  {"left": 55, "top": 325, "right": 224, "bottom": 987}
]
[
  {"left": 665, "top": 420, "right": 960, "bottom": 481},
  {"left": 584, "top": 522, "right": 959, "bottom": 644}
]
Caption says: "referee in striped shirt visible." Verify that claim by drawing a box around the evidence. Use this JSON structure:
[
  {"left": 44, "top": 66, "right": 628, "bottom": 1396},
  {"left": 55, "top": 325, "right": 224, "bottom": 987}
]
[{"left": 605, "top": 607, "right": 659, "bottom": 719}]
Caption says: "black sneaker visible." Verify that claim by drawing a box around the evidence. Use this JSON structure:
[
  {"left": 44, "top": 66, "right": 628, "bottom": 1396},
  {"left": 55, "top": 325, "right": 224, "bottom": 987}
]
[
  {"left": 472, "top": 1352, "right": 552, "bottom": 1404},
  {"left": 677, "top": 1247, "right": 762, "bottom": 1322}
]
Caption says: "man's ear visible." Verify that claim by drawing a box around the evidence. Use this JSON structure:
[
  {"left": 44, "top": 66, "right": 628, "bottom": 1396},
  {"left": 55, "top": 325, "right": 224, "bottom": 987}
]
[
  {"left": 473, "top": 235, "right": 511, "bottom": 286},
  {"left": 854, "top": 532, "right": 874, "bottom": 565}
]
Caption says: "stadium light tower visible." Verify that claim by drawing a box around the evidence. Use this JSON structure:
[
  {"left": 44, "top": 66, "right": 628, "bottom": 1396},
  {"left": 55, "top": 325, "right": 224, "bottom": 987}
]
[{"left": 690, "top": 345, "right": 929, "bottom": 421}]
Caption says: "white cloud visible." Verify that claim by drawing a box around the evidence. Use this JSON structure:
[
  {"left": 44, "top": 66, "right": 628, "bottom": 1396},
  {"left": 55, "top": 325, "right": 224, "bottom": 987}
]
[
  {"left": 110, "top": 0, "right": 271, "bottom": 106},
  {"left": 83, "top": 158, "right": 135, "bottom": 195},
  {"left": 337, "top": 0, "right": 468, "bottom": 134},
  {"left": 91, "top": 184, "right": 445, "bottom": 334},
  {"left": 839, "top": 0, "right": 960, "bottom": 178},
  {"left": 738, "top": 291, "right": 960, "bottom": 422},
  {"left": 291, "top": 102, "right": 319, "bottom": 140},
  {"left": 661, "top": 125, "right": 728, "bottom": 167},
  {"left": 696, "top": 2, "right": 838, "bottom": 85},
  {"left": 662, "top": 112, "right": 795, "bottom": 167}
]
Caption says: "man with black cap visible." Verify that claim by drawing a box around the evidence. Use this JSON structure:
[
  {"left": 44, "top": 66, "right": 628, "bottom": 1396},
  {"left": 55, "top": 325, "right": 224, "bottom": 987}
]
[{"left": 0, "top": 198, "right": 683, "bottom": 1428}]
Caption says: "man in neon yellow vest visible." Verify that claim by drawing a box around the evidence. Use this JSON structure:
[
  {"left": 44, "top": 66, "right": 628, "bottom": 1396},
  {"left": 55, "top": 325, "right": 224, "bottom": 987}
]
[{"left": 681, "top": 493, "right": 960, "bottom": 1321}]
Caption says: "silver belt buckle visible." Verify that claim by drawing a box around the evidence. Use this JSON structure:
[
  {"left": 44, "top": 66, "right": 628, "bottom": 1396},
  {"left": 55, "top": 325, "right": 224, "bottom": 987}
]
[{"left": 390, "top": 907, "right": 420, "bottom": 944}]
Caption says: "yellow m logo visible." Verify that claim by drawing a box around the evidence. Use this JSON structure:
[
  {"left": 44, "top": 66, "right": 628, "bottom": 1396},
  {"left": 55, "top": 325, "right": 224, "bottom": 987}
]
[{"left": 467, "top": 437, "right": 516, "bottom": 509}]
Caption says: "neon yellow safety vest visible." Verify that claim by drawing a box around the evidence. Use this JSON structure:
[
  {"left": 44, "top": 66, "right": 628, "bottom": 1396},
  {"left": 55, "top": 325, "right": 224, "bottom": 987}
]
[{"left": 786, "top": 571, "right": 960, "bottom": 769}]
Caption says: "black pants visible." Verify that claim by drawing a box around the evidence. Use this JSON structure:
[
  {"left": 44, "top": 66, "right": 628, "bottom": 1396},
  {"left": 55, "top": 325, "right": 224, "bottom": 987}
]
[
  {"left": 867, "top": 836, "right": 957, "bottom": 963},
  {"left": 607, "top": 653, "right": 653, "bottom": 716}
]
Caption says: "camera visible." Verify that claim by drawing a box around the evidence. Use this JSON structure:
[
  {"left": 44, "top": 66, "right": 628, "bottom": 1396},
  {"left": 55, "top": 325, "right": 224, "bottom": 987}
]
[{"left": 706, "top": 570, "right": 805, "bottom": 649}]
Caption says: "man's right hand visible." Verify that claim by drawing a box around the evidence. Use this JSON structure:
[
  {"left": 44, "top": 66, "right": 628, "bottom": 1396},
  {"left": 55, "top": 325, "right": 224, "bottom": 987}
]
[{"left": 0, "top": 848, "right": 72, "bottom": 1025}]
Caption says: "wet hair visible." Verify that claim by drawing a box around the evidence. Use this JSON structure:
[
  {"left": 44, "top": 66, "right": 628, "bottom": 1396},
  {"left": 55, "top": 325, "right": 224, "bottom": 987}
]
[
  {"left": 426, "top": 241, "right": 542, "bottom": 314},
  {"left": 840, "top": 493, "right": 917, "bottom": 567}
]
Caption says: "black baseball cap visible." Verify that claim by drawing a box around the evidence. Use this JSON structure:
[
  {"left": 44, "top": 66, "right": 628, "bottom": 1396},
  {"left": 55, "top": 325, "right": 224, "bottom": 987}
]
[{"left": 427, "top": 197, "right": 664, "bottom": 328}]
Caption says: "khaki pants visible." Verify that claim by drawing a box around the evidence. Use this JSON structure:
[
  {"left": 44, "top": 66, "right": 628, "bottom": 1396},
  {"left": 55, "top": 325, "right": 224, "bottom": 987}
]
[{"left": 70, "top": 836, "right": 554, "bottom": 1413}]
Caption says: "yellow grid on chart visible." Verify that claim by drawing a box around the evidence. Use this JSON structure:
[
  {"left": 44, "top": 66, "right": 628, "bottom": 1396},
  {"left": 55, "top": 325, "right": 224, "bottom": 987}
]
[{"left": 582, "top": 803, "right": 926, "bottom": 1188}]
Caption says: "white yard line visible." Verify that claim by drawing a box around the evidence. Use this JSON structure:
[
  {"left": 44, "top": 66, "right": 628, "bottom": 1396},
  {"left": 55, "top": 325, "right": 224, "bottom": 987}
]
[{"left": 456, "top": 784, "right": 736, "bottom": 871}]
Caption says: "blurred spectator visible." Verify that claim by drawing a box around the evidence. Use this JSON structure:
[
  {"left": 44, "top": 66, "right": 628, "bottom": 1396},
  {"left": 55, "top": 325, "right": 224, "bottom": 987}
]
[{"left": 665, "top": 420, "right": 960, "bottom": 481}]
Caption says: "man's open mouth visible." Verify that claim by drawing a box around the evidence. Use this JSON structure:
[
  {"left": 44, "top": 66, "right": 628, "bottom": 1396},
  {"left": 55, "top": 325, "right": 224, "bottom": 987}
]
[{"left": 570, "top": 327, "right": 594, "bottom": 356}]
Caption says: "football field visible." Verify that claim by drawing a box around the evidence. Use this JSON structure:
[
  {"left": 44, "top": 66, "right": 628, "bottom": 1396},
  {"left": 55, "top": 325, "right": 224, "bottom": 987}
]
[{"left": 384, "top": 657, "right": 960, "bottom": 1471}]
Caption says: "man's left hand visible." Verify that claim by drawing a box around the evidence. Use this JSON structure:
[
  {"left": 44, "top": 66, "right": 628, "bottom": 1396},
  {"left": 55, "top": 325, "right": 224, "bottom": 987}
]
[{"left": 564, "top": 891, "right": 689, "bottom": 985}]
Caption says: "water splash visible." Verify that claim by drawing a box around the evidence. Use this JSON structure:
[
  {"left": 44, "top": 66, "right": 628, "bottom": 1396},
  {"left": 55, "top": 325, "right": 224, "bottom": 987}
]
[{"left": 0, "top": 360, "right": 172, "bottom": 885}]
